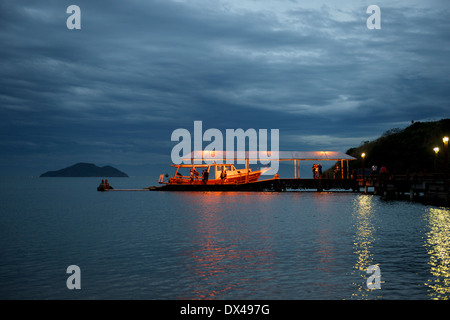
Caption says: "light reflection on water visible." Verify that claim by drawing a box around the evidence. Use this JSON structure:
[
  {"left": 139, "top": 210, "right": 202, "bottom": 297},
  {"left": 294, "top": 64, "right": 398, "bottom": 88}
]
[
  {"left": 424, "top": 207, "right": 450, "bottom": 300},
  {"left": 349, "top": 195, "right": 381, "bottom": 299},
  {"left": 162, "top": 192, "right": 450, "bottom": 300},
  {"left": 174, "top": 192, "right": 277, "bottom": 299},
  {"left": 170, "top": 192, "right": 362, "bottom": 299},
  {"left": 2, "top": 177, "right": 450, "bottom": 299}
]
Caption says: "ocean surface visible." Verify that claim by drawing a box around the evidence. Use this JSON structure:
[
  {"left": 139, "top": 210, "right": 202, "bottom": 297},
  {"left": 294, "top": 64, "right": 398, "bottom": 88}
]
[{"left": 1, "top": 176, "right": 449, "bottom": 300}]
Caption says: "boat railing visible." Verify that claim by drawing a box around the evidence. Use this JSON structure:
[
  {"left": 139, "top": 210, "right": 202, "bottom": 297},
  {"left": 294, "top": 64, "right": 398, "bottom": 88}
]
[{"left": 170, "top": 175, "right": 202, "bottom": 181}]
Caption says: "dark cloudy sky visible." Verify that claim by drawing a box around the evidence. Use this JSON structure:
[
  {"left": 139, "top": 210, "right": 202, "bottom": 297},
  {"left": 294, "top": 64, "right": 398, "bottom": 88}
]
[{"left": 1, "top": 0, "right": 449, "bottom": 176}]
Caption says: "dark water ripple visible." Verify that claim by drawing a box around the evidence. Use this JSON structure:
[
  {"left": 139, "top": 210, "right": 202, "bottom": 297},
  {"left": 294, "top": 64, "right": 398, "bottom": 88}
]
[{"left": 0, "top": 177, "right": 449, "bottom": 299}]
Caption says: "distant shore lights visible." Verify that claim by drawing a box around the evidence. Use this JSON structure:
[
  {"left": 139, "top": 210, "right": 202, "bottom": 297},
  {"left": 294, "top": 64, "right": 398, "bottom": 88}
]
[{"left": 171, "top": 121, "right": 279, "bottom": 175}]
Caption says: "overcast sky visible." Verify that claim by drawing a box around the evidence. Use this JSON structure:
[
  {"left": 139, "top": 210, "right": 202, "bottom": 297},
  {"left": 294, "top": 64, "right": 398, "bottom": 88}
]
[{"left": 1, "top": 0, "right": 449, "bottom": 176}]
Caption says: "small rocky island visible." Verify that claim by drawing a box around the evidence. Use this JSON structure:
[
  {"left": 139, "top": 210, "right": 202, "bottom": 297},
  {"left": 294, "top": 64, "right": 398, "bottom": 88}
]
[{"left": 40, "top": 162, "right": 128, "bottom": 177}]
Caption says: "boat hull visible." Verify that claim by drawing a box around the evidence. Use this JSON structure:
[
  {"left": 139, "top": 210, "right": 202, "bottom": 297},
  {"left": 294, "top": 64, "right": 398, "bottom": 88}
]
[
  {"left": 150, "top": 178, "right": 267, "bottom": 191},
  {"left": 168, "top": 170, "right": 262, "bottom": 185}
]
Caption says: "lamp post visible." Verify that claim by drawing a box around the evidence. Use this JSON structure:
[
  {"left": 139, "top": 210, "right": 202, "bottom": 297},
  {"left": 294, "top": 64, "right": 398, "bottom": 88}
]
[
  {"left": 433, "top": 147, "right": 439, "bottom": 174},
  {"left": 361, "top": 153, "right": 366, "bottom": 180},
  {"left": 444, "top": 136, "right": 449, "bottom": 180}
]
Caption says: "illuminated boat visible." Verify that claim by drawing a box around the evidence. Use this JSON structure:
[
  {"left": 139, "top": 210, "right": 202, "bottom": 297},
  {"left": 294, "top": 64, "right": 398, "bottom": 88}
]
[{"left": 158, "top": 163, "right": 271, "bottom": 186}]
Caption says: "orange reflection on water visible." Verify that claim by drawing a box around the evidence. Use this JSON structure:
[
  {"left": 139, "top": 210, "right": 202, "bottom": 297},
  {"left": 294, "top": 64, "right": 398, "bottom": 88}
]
[
  {"left": 175, "top": 190, "right": 278, "bottom": 205},
  {"left": 315, "top": 228, "right": 336, "bottom": 274},
  {"left": 310, "top": 193, "right": 337, "bottom": 274},
  {"left": 175, "top": 192, "right": 275, "bottom": 299}
]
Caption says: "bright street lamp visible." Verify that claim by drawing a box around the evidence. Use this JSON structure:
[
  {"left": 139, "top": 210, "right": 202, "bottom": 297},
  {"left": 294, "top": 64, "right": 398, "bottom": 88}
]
[
  {"left": 444, "top": 137, "right": 449, "bottom": 180},
  {"left": 361, "top": 153, "right": 366, "bottom": 179},
  {"left": 433, "top": 147, "right": 439, "bottom": 173}
]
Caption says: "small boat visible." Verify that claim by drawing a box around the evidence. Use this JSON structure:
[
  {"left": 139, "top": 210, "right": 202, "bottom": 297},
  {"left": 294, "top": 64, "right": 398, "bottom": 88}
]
[
  {"left": 158, "top": 163, "right": 270, "bottom": 186},
  {"left": 97, "top": 179, "right": 113, "bottom": 191}
]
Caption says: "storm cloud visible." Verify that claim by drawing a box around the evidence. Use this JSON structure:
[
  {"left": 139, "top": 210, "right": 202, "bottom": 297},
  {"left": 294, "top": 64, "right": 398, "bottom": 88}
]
[{"left": 1, "top": 0, "right": 449, "bottom": 175}]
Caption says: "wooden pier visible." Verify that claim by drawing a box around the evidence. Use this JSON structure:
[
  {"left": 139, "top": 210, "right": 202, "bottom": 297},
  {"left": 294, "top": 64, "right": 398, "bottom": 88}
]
[
  {"left": 357, "top": 174, "right": 450, "bottom": 206},
  {"left": 149, "top": 174, "right": 450, "bottom": 205},
  {"left": 97, "top": 149, "right": 450, "bottom": 206},
  {"left": 99, "top": 175, "right": 449, "bottom": 206},
  {"left": 149, "top": 178, "right": 358, "bottom": 192}
]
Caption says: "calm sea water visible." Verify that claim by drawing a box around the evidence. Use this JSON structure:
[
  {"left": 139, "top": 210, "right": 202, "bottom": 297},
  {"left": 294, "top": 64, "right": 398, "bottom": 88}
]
[{"left": 0, "top": 176, "right": 449, "bottom": 300}]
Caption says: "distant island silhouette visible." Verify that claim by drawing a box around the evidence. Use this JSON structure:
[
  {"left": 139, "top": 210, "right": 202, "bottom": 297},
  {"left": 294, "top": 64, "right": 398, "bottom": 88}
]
[{"left": 40, "top": 162, "right": 128, "bottom": 177}]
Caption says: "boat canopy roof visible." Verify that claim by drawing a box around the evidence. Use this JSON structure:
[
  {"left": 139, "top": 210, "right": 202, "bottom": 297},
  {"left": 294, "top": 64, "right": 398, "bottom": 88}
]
[{"left": 182, "top": 151, "right": 356, "bottom": 162}]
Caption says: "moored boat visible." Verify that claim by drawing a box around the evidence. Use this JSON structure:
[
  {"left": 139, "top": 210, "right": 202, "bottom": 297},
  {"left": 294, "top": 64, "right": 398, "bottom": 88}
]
[
  {"left": 97, "top": 179, "right": 113, "bottom": 191},
  {"left": 158, "top": 163, "right": 270, "bottom": 186}
]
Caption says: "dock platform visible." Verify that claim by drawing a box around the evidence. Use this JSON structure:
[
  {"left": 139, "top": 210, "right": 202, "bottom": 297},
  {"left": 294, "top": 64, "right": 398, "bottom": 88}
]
[
  {"left": 149, "top": 178, "right": 358, "bottom": 192},
  {"left": 357, "top": 174, "right": 450, "bottom": 206},
  {"left": 98, "top": 175, "right": 450, "bottom": 206}
]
